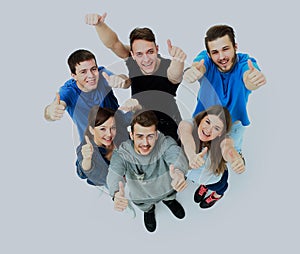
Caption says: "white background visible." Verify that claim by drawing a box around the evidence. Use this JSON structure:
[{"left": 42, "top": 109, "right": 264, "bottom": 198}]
[{"left": 1, "top": 0, "right": 299, "bottom": 253}]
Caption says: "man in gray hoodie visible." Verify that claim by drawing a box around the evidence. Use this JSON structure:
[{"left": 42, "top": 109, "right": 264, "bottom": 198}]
[{"left": 107, "top": 110, "right": 188, "bottom": 232}]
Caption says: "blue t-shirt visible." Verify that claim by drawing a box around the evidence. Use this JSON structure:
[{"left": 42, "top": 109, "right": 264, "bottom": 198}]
[
  {"left": 193, "top": 51, "right": 260, "bottom": 126},
  {"left": 59, "top": 66, "right": 119, "bottom": 141}
]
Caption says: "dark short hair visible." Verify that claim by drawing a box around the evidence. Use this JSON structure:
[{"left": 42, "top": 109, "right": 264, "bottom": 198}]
[
  {"left": 129, "top": 27, "right": 156, "bottom": 50},
  {"left": 130, "top": 110, "right": 158, "bottom": 133},
  {"left": 67, "top": 49, "right": 97, "bottom": 75},
  {"left": 205, "top": 25, "right": 236, "bottom": 53}
]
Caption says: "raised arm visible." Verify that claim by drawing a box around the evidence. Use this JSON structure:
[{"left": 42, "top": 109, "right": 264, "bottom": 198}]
[
  {"left": 178, "top": 120, "right": 204, "bottom": 169},
  {"left": 85, "top": 13, "right": 130, "bottom": 59},
  {"left": 183, "top": 59, "right": 206, "bottom": 83},
  {"left": 166, "top": 39, "right": 186, "bottom": 84},
  {"left": 220, "top": 137, "right": 245, "bottom": 174}
]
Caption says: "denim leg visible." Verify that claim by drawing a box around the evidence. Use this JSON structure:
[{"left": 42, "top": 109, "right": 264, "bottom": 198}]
[
  {"left": 229, "top": 122, "right": 246, "bottom": 154},
  {"left": 206, "top": 170, "right": 229, "bottom": 196}
]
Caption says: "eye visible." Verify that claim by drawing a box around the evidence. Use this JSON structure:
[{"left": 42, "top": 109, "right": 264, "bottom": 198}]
[
  {"left": 91, "top": 67, "right": 98, "bottom": 72},
  {"left": 136, "top": 52, "right": 143, "bottom": 57},
  {"left": 205, "top": 119, "right": 210, "bottom": 124},
  {"left": 148, "top": 49, "right": 154, "bottom": 54}
]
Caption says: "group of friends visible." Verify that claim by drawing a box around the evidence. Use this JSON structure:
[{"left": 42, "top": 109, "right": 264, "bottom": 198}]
[{"left": 44, "top": 12, "right": 266, "bottom": 233}]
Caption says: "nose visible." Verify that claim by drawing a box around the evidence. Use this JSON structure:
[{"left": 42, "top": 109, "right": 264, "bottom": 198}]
[
  {"left": 87, "top": 70, "right": 94, "bottom": 78},
  {"left": 141, "top": 137, "right": 149, "bottom": 145},
  {"left": 142, "top": 54, "right": 150, "bottom": 62},
  {"left": 105, "top": 128, "right": 112, "bottom": 137},
  {"left": 219, "top": 51, "right": 225, "bottom": 59}
]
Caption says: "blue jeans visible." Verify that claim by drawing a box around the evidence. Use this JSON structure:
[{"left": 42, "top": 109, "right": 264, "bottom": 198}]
[
  {"left": 206, "top": 169, "right": 228, "bottom": 196},
  {"left": 229, "top": 121, "right": 246, "bottom": 154}
]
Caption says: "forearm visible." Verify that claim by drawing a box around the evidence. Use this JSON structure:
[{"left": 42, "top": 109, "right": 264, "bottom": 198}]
[
  {"left": 167, "top": 60, "right": 184, "bottom": 84},
  {"left": 221, "top": 138, "right": 239, "bottom": 163},
  {"left": 178, "top": 121, "right": 197, "bottom": 161},
  {"left": 94, "top": 23, "right": 129, "bottom": 59}
]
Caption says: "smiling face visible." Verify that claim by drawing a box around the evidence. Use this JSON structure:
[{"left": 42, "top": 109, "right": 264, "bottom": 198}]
[
  {"left": 89, "top": 117, "right": 116, "bottom": 147},
  {"left": 72, "top": 59, "right": 99, "bottom": 92},
  {"left": 130, "top": 123, "right": 158, "bottom": 155},
  {"left": 207, "top": 34, "right": 237, "bottom": 72},
  {"left": 197, "top": 114, "right": 224, "bottom": 142},
  {"left": 130, "top": 39, "right": 159, "bottom": 75}
]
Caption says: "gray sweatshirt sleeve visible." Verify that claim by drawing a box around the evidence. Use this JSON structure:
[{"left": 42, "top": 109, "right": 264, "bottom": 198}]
[
  {"left": 107, "top": 150, "right": 126, "bottom": 197},
  {"left": 163, "top": 137, "right": 189, "bottom": 175}
]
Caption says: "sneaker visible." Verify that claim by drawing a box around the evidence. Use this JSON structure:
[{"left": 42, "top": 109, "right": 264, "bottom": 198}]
[
  {"left": 200, "top": 192, "right": 222, "bottom": 209},
  {"left": 194, "top": 184, "right": 208, "bottom": 203},
  {"left": 144, "top": 205, "right": 156, "bottom": 232},
  {"left": 162, "top": 199, "right": 185, "bottom": 219}
]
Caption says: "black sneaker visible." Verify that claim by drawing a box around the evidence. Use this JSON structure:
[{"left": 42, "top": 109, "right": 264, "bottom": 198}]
[
  {"left": 162, "top": 199, "right": 185, "bottom": 219},
  {"left": 200, "top": 192, "right": 222, "bottom": 209},
  {"left": 144, "top": 205, "right": 156, "bottom": 232},
  {"left": 194, "top": 184, "right": 208, "bottom": 203}
]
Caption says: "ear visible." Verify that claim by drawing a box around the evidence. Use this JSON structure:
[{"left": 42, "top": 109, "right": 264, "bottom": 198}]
[
  {"left": 71, "top": 73, "right": 77, "bottom": 81},
  {"left": 89, "top": 126, "right": 94, "bottom": 136},
  {"left": 130, "top": 51, "right": 135, "bottom": 61},
  {"left": 234, "top": 43, "right": 238, "bottom": 51},
  {"left": 156, "top": 45, "right": 159, "bottom": 53},
  {"left": 129, "top": 131, "right": 134, "bottom": 140}
]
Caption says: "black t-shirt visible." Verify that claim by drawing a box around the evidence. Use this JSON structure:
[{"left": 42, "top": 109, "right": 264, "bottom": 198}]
[{"left": 125, "top": 55, "right": 182, "bottom": 142}]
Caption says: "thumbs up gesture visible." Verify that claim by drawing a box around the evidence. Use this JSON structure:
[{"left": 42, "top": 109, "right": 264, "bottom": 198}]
[
  {"left": 81, "top": 135, "right": 94, "bottom": 160},
  {"left": 188, "top": 146, "right": 208, "bottom": 169},
  {"left": 85, "top": 12, "right": 107, "bottom": 26},
  {"left": 228, "top": 149, "right": 245, "bottom": 174},
  {"left": 183, "top": 59, "right": 205, "bottom": 83},
  {"left": 45, "top": 92, "right": 66, "bottom": 121},
  {"left": 244, "top": 59, "right": 266, "bottom": 90},
  {"left": 167, "top": 39, "right": 186, "bottom": 63},
  {"left": 114, "top": 181, "right": 128, "bottom": 211},
  {"left": 102, "top": 72, "right": 130, "bottom": 89},
  {"left": 169, "top": 164, "right": 187, "bottom": 192}
]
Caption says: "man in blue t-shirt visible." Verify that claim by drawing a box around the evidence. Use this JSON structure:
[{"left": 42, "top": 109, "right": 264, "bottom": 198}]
[
  {"left": 44, "top": 49, "right": 119, "bottom": 142},
  {"left": 179, "top": 24, "right": 266, "bottom": 170}
]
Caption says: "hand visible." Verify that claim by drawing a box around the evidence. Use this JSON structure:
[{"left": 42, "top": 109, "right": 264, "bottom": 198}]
[
  {"left": 169, "top": 164, "right": 187, "bottom": 192},
  {"left": 119, "top": 98, "right": 142, "bottom": 112},
  {"left": 188, "top": 147, "right": 208, "bottom": 169},
  {"left": 167, "top": 39, "right": 186, "bottom": 63},
  {"left": 183, "top": 59, "right": 205, "bottom": 83},
  {"left": 46, "top": 92, "right": 65, "bottom": 120},
  {"left": 228, "top": 150, "right": 245, "bottom": 174},
  {"left": 85, "top": 12, "right": 107, "bottom": 26},
  {"left": 81, "top": 135, "right": 94, "bottom": 160},
  {"left": 102, "top": 72, "right": 129, "bottom": 88},
  {"left": 245, "top": 59, "right": 266, "bottom": 89},
  {"left": 114, "top": 181, "right": 128, "bottom": 211}
]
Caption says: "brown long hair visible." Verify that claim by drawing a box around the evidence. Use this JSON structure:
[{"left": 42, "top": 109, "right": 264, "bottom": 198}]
[{"left": 194, "top": 105, "right": 232, "bottom": 175}]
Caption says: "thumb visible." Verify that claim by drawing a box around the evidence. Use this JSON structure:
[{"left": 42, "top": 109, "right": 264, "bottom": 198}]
[
  {"left": 167, "top": 39, "right": 172, "bottom": 52},
  {"left": 199, "top": 147, "right": 208, "bottom": 157},
  {"left": 100, "top": 12, "right": 107, "bottom": 22},
  {"left": 118, "top": 181, "right": 125, "bottom": 197},
  {"left": 102, "top": 72, "right": 110, "bottom": 82},
  {"left": 247, "top": 59, "right": 255, "bottom": 72},
  {"left": 195, "top": 59, "right": 204, "bottom": 71},
  {"left": 55, "top": 92, "right": 60, "bottom": 104},
  {"left": 85, "top": 135, "right": 92, "bottom": 145}
]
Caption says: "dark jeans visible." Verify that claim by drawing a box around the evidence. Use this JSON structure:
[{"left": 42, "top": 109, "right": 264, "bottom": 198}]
[{"left": 206, "top": 169, "right": 228, "bottom": 196}]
